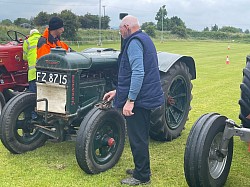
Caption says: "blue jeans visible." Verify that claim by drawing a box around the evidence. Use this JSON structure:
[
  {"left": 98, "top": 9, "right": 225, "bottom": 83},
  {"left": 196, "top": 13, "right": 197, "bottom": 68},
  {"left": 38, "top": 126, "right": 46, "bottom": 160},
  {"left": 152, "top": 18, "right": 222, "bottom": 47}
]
[
  {"left": 28, "top": 80, "right": 37, "bottom": 119},
  {"left": 28, "top": 80, "right": 37, "bottom": 93}
]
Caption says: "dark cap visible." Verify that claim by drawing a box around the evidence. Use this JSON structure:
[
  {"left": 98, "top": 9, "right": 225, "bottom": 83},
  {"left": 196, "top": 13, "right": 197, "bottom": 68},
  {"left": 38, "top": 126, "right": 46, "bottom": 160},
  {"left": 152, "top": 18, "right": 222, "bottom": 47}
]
[{"left": 49, "top": 17, "right": 64, "bottom": 31}]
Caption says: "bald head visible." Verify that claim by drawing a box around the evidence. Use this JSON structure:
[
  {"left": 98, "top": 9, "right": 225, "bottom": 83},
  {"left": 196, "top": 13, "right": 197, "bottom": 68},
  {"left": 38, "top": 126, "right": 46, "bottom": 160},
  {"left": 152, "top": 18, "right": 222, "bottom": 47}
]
[
  {"left": 119, "top": 15, "right": 140, "bottom": 38},
  {"left": 121, "top": 15, "right": 140, "bottom": 29}
]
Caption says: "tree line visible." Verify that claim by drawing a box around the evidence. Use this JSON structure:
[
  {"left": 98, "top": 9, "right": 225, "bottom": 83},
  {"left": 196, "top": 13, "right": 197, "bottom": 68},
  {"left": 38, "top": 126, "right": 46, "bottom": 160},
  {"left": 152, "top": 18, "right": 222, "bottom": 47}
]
[
  {"left": 0, "top": 10, "right": 110, "bottom": 40},
  {"left": 0, "top": 5, "right": 249, "bottom": 40},
  {"left": 141, "top": 5, "right": 249, "bottom": 38}
]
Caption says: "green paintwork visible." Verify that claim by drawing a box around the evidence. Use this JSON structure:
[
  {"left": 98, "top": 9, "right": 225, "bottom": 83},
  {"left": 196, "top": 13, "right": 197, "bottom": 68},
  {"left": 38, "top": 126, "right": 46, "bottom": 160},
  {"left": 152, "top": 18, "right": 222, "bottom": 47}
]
[
  {"left": 36, "top": 48, "right": 119, "bottom": 71},
  {"left": 157, "top": 51, "right": 196, "bottom": 79},
  {"left": 36, "top": 48, "right": 119, "bottom": 116}
]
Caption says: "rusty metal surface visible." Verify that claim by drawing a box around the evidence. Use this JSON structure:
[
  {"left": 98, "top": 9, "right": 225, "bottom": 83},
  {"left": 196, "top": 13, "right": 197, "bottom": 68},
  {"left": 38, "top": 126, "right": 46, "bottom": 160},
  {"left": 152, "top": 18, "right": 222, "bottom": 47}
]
[{"left": 95, "top": 100, "right": 112, "bottom": 110}]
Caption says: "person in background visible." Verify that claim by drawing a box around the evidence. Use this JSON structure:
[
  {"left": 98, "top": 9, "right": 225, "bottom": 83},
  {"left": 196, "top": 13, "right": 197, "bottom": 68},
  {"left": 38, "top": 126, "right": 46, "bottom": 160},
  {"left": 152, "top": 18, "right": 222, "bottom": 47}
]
[
  {"left": 37, "top": 16, "right": 73, "bottom": 59},
  {"left": 103, "top": 15, "right": 164, "bottom": 186},
  {"left": 23, "top": 28, "right": 41, "bottom": 93}
]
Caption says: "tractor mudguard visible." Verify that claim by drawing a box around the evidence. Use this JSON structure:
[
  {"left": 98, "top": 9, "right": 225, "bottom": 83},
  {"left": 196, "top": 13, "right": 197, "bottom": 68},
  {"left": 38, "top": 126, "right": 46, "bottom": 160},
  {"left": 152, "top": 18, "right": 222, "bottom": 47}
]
[{"left": 157, "top": 52, "right": 196, "bottom": 80}]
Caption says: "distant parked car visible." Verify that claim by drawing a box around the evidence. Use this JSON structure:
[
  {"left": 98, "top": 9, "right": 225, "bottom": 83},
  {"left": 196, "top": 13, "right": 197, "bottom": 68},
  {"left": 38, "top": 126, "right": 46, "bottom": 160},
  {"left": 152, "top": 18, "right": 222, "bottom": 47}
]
[{"left": 20, "top": 23, "right": 32, "bottom": 28}]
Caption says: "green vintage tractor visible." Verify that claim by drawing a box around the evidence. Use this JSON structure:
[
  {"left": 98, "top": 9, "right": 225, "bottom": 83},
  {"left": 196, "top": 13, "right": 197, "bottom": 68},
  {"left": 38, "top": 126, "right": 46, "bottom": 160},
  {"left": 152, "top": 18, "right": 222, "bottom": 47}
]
[{"left": 0, "top": 45, "right": 196, "bottom": 174}]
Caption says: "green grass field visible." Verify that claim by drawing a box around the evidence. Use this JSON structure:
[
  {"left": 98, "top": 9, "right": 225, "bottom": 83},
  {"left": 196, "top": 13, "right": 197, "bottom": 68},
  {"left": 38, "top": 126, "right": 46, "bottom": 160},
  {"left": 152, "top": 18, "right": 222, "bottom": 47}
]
[{"left": 1, "top": 40, "right": 250, "bottom": 187}]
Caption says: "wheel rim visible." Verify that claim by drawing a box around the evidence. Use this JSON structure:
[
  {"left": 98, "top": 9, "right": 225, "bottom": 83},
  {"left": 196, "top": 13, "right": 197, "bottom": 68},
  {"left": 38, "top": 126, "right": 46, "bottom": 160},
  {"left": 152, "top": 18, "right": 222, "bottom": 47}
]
[
  {"left": 166, "top": 75, "right": 188, "bottom": 129},
  {"left": 208, "top": 132, "right": 227, "bottom": 179},
  {"left": 92, "top": 120, "right": 120, "bottom": 165},
  {"left": 14, "top": 108, "right": 41, "bottom": 144}
]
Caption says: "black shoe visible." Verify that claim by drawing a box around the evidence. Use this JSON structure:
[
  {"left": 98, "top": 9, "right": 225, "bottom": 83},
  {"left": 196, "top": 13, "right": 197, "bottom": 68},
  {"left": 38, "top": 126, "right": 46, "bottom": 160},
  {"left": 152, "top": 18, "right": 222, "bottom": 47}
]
[
  {"left": 126, "top": 169, "right": 152, "bottom": 176},
  {"left": 121, "top": 177, "right": 150, "bottom": 186}
]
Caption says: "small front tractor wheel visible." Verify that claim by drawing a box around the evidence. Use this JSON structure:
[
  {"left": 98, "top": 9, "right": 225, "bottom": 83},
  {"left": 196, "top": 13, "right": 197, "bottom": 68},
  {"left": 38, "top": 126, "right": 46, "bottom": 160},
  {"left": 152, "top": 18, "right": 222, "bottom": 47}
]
[
  {"left": 75, "top": 107, "right": 126, "bottom": 174},
  {"left": 0, "top": 92, "right": 47, "bottom": 154},
  {"left": 150, "top": 61, "right": 192, "bottom": 141},
  {"left": 184, "top": 113, "right": 233, "bottom": 187},
  {"left": 3, "top": 89, "right": 20, "bottom": 102}
]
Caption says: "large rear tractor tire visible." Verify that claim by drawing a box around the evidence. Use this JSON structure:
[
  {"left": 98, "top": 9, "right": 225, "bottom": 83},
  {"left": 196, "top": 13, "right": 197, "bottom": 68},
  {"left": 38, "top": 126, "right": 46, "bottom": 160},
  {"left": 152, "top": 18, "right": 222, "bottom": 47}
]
[
  {"left": 0, "top": 92, "right": 47, "bottom": 154},
  {"left": 239, "top": 62, "right": 250, "bottom": 128},
  {"left": 150, "top": 61, "right": 192, "bottom": 141},
  {"left": 75, "top": 107, "right": 126, "bottom": 174},
  {"left": 184, "top": 113, "right": 233, "bottom": 187}
]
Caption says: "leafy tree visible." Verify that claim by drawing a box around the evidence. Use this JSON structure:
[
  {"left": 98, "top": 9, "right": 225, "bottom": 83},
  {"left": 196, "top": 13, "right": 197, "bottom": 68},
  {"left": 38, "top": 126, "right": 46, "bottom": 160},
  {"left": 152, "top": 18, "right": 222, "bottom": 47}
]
[
  {"left": 79, "top": 13, "right": 99, "bottom": 29},
  {"left": 141, "top": 22, "right": 155, "bottom": 31},
  {"left": 33, "top": 11, "right": 50, "bottom": 26},
  {"left": 171, "top": 26, "right": 187, "bottom": 38},
  {"left": 168, "top": 16, "right": 186, "bottom": 30},
  {"left": 101, "top": 16, "right": 111, "bottom": 29},
  {"left": 1, "top": 19, "right": 12, "bottom": 26},
  {"left": 144, "top": 25, "right": 156, "bottom": 38},
  {"left": 79, "top": 13, "right": 110, "bottom": 29},
  {"left": 155, "top": 6, "right": 186, "bottom": 33},
  {"left": 211, "top": 24, "right": 219, "bottom": 31},
  {"left": 219, "top": 26, "right": 242, "bottom": 33},
  {"left": 13, "top": 18, "right": 30, "bottom": 26},
  {"left": 155, "top": 5, "right": 167, "bottom": 30},
  {"left": 60, "top": 10, "right": 80, "bottom": 40},
  {"left": 245, "top": 29, "right": 250, "bottom": 34},
  {"left": 203, "top": 27, "right": 209, "bottom": 31}
]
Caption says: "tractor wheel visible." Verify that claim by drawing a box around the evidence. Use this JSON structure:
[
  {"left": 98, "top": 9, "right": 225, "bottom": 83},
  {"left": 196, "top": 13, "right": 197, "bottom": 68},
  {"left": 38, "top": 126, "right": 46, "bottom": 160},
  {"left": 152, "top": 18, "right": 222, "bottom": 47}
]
[
  {"left": 239, "top": 62, "right": 250, "bottom": 128},
  {"left": 184, "top": 113, "right": 233, "bottom": 187},
  {"left": 75, "top": 107, "right": 126, "bottom": 174},
  {"left": 0, "top": 92, "right": 6, "bottom": 115},
  {"left": 150, "top": 61, "right": 192, "bottom": 141},
  {"left": 0, "top": 92, "right": 47, "bottom": 154}
]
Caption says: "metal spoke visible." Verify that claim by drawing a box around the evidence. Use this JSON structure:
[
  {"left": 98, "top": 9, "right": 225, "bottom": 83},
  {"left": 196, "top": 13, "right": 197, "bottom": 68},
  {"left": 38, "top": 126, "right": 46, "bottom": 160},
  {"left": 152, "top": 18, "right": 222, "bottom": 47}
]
[
  {"left": 172, "top": 104, "right": 184, "bottom": 113},
  {"left": 167, "top": 108, "right": 178, "bottom": 124},
  {"left": 173, "top": 93, "right": 186, "bottom": 99}
]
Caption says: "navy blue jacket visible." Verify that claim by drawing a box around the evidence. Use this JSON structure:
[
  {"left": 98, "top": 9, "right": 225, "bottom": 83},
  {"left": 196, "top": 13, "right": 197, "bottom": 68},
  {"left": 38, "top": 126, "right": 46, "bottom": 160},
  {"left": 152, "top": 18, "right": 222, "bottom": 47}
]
[{"left": 114, "top": 30, "right": 164, "bottom": 109}]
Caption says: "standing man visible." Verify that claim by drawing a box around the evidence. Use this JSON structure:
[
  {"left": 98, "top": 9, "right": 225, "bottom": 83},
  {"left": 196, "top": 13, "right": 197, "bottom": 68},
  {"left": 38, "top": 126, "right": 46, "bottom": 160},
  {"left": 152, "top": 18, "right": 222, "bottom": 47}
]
[
  {"left": 103, "top": 15, "right": 164, "bottom": 186},
  {"left": 37, "top": 16, "right": 73, "bottom": 59},
  {"left": 23, "top": 29, "right": 41, "bottom": 93}
]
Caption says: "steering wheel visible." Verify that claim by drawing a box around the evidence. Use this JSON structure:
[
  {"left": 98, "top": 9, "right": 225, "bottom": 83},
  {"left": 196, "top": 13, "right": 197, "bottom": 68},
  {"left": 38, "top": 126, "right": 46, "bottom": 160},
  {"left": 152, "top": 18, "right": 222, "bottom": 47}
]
[{"left": 7, "top": 30, "right": 27, "bottom": 44}]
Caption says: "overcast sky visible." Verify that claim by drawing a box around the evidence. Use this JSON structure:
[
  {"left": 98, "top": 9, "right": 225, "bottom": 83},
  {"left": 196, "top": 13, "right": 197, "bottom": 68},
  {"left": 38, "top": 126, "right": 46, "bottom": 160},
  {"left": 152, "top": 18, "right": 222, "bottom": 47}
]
[{"left": 0, "top": 0, "right": 249, "bottom": 31}]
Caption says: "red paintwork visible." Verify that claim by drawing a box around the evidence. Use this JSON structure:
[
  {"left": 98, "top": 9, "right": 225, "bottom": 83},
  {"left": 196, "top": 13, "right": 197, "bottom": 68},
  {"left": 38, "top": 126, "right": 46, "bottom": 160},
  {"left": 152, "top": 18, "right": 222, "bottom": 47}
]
[{"left": 0, "top": 41, "right": 28, "bottom": 92}]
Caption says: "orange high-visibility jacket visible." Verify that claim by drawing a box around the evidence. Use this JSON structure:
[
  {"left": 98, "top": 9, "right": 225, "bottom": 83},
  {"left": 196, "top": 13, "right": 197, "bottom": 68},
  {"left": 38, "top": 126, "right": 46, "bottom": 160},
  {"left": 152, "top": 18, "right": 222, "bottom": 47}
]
[{"left": 37, "top": 28, "right": 69, "bottom": 59}]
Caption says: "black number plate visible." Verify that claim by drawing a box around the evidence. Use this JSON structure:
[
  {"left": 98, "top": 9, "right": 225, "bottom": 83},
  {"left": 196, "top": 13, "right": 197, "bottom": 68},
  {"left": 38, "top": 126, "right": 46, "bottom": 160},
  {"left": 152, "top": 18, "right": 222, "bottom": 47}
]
[{"left": 36, "top": 71, "right": 67, "bottom": 85}]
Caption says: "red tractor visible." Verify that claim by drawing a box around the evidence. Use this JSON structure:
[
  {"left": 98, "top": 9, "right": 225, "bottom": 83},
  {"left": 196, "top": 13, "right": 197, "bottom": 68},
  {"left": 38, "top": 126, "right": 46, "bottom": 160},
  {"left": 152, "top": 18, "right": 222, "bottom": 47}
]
[{"left": 0, "top": 30, "right": 29, "bottom": 112}]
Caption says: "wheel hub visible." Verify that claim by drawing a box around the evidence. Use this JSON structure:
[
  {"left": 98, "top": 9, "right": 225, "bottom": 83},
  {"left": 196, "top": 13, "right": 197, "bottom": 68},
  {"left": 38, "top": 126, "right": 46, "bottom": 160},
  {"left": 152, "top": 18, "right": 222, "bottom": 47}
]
[
  {"left": 208, "top": 133, "right": 227, "bottom": 179},
  {"left": 167, "top": 96, "right": 175, "bottom": 106},
  {"left": 102, "top": 135, "right": 115, "bottom": 147},
  {"left": 108, "top": 138, "right": 115, "bottom": 147}
]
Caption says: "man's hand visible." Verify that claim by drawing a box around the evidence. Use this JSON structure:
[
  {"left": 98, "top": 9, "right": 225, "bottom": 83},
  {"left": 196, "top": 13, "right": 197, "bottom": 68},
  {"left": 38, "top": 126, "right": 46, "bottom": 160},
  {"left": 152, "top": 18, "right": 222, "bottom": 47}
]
[
  {"left": 103, "top": 90, "right": 116, "bottom": 101},
  {"left": 123, "top": 100, "right": 134, "bottom": 116}
]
